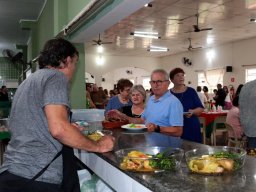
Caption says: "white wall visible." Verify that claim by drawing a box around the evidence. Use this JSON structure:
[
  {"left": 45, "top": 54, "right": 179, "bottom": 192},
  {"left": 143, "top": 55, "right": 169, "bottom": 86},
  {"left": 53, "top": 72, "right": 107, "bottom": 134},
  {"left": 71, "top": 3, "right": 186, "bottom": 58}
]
[
  {"left": 85, "top": 36, "right": 256, "bottom": 91},
  {"left": 161, "top": 36, "right": 256, "bottom": 90},
  {"left": 85, "top": 54, "right": 160, "bottom": 88}
]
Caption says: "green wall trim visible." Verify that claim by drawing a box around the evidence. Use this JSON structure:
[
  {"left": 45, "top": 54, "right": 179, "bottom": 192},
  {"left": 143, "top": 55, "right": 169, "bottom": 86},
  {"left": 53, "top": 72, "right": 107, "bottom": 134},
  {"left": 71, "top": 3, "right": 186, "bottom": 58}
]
[
  {"left": 70, "top": 43, "right": 86, "bottom": 109},
  {"left": 67, "top": 0, "right": 92, "bottom": 22}
]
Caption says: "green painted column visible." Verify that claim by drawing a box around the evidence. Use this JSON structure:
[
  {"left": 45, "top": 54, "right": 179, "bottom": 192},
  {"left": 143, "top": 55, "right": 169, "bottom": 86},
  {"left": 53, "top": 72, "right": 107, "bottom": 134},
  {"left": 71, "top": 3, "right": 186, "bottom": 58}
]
[{"left": 71, "top": 43, "right": 86, "bottom": 109}]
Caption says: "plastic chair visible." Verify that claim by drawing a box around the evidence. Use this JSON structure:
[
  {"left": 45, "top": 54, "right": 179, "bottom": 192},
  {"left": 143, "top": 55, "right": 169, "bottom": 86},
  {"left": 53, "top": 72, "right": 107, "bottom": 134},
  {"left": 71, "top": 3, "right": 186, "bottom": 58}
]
[
  {"left": 225, "top": 123, "right": 247, "bottom": 148},
  {"left": 199, "top": 117, "right": 206, "bottom": 144},
  {"left": 211, "top": 116, "right": 227, "bottom": 146}
]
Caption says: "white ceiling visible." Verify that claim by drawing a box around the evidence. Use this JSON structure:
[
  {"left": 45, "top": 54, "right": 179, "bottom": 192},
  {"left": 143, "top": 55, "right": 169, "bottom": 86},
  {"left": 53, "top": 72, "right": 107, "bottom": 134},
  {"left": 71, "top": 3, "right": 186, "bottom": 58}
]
[
  {"left": 1, "top": 0, "right": 256, "bottom": 59},
  {"left": 0, "top": 0, "right": 45, "bottom": 55},
  {"left": 82, "top": 0, "right": 256, "bottom": 58}
]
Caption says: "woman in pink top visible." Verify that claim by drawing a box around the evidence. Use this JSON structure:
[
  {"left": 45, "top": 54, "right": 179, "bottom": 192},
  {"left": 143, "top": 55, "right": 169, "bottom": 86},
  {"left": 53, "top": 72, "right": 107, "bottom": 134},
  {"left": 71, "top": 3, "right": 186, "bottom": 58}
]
[{"left": 226, "top": 96, "right": 244, "bottom": 139}]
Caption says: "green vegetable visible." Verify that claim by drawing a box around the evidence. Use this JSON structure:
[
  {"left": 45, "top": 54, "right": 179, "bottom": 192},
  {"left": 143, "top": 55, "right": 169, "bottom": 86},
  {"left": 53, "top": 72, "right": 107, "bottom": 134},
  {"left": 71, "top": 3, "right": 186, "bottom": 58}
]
[
  {"left": 149, "top": 152, "right": 176, "bottom": 170},
  {"left": 211, "top": 151, "right": 239, "bottom": 159},
  {"left": 129, "top": 124, "right": 136, "bottom": 128}
]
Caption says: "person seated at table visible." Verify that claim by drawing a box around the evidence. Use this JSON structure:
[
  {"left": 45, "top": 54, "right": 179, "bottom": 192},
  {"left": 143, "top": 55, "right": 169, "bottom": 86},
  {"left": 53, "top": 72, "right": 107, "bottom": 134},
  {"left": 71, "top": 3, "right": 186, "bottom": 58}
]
[
  {"left": 105, "top": 78, "right": 133, "bottom": 115},
  {"left": 224, "top": 85, "right": 233, "bottom": 110},
  {"left": 85, "top": 83, "right": 96, "bottom": 108},
  {"left": 0, "top": 86, "right": 9, "bottom": 101},
  {"left": 203, "top": 86, "right": 210, "bottom": 101},
  {"left": 213, "top": 84, "right": 226, "bottom": 108},
  {"left": 108, "top": 69, "right": 183, "bottom": 137},
  {"left": 169, "top": 68, "right": 204, "bottom": 143},
  {"left": 226, "top": 96, "right": 245, "bottom": 139},
  {"left": 90, "top": 84, "right": 107, "bottom": 109},
  {"left": 196, "top": 86, "right": 207, "bottom": 107}
]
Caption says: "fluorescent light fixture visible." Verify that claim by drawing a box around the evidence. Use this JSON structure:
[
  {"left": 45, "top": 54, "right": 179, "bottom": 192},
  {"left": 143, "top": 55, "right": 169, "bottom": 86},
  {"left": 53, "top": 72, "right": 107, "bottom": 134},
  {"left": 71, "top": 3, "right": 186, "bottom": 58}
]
[
  {"left": 148, "top": 49, "right": 168, "bottom": 52},
  {"left": 130, "top": 31, "right": 160, "bottom": 39},
  {"left": 134, "top": 31, "right": 158, "bottom": 35},
  {"left": 147, "top": 46, "right": 169, "bottom": 52}
]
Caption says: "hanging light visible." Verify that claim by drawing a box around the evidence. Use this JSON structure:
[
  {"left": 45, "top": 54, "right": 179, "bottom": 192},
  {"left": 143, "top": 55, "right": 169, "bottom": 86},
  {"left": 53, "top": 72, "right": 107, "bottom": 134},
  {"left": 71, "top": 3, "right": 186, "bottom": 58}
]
[
  {"left": 97, "top": 45, "right": 104, "bottom": 53},
  {"left": 96, "top": 55, "right": 105, "bottom": 65}
]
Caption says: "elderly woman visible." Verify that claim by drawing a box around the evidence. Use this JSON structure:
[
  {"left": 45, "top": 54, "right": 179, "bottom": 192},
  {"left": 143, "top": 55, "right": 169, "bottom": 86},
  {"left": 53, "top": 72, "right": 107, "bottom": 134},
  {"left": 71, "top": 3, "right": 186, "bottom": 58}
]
[
  {"left": 119, "top": 85, "right": 146, "bottom": 117},
  {"left": 105, "top": 78, "right": 133, "bottom": 115},
  {"left": 107, "top": 85, "right": 146, "bottom": 120},
  {"left": 169, "top": 68, "right": 204, "bottom": 143}
]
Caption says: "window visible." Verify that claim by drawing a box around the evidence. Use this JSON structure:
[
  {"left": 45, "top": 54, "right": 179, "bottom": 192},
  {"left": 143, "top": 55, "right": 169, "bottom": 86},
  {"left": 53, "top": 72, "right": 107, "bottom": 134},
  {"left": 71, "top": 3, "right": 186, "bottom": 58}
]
[
  {"left": 246, "top": 68, "right": 256, "bottom": 82},
  {"left": 142, "top": 78, "right": 150, "bottom": 90},
  {"left": 197, "top": 69, "right": 224, "bottom": 93}
]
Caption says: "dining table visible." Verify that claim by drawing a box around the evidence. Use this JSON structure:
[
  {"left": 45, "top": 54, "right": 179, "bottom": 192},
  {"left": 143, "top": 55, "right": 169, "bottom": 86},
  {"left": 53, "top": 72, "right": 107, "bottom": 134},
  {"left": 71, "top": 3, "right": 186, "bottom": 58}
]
[
  {"left": 199, "top": 110, "right": 228, "bottom": 138},
  {"left": 75, "top": 128, "right": 256, "bottom": 192}
]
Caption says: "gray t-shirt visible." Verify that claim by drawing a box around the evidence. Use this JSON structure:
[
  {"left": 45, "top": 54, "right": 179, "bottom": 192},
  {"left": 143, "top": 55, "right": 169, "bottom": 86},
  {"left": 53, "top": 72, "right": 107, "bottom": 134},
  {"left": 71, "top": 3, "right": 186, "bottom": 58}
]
[
  {"left": 239, "top": 80, "right": 256, "bottom": 137},
  {"left": 0, "top": 69, "right": 70, "bottom": 184}
]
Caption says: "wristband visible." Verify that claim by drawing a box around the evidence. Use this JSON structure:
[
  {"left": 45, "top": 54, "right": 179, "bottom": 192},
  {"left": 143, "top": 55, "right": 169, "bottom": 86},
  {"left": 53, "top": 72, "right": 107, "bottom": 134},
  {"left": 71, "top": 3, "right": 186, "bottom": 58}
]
[{"left": 155, "top": 125, "right": 160, "bottom": 132}]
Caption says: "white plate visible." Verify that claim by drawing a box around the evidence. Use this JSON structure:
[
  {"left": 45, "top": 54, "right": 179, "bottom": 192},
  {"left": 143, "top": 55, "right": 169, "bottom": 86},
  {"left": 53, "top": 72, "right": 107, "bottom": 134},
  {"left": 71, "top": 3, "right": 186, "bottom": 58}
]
[{"left": 121, "top": 124, "right": 147, "bottom": 131}]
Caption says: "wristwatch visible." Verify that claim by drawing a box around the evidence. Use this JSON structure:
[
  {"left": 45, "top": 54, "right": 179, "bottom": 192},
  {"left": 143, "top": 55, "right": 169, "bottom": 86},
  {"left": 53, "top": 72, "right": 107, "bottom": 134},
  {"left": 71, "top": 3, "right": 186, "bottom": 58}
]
[{"left": 155, "top": 125, "right": 160, "bottom": 132}]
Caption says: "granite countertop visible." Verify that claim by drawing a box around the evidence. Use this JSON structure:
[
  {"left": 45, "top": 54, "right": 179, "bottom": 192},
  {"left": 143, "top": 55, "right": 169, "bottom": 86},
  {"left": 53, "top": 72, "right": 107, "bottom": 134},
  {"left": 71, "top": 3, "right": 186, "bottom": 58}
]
[{"left": 93, "top": 129, "right": 256, "bottom": 192}]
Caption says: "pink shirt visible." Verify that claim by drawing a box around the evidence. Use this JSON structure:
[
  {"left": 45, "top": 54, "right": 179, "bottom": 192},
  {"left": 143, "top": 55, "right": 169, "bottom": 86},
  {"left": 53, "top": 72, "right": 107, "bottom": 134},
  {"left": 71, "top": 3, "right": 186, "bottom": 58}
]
[{"left": 226, "top": 106, "right": 244, "bottom": 138}]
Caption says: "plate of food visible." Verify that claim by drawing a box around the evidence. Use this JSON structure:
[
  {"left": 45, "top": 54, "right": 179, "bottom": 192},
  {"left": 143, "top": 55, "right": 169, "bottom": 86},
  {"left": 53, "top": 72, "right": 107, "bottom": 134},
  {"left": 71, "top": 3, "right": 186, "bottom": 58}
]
[
  {"left": 115, "top": 146, "right": 184, "bottom": 172},
  {"left": 121, "top": 124, "right": 147, "bottom": 131}
]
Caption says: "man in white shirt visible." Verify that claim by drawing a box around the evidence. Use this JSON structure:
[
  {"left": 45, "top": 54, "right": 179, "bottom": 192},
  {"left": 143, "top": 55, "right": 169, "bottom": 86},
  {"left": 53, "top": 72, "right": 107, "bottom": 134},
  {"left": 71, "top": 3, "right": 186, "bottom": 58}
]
[{"left": 196, "top": 86, "right": 207, "bottom": 107}]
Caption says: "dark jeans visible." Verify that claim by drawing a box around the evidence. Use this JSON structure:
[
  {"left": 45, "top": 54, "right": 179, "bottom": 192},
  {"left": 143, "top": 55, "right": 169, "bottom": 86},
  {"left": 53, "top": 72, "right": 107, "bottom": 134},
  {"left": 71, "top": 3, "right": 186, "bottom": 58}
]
[
  {"left": 0, "top": 171, "right": 61, "bottom": 192},
  {"left": 247, "top": 137, "right": 256, "bottom": 148}
]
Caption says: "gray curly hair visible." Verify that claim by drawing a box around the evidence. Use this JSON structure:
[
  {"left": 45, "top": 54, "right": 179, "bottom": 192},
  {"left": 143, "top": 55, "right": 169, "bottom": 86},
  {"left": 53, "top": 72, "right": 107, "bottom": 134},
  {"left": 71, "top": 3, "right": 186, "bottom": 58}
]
[{"left": 130, "top": 85, "right": 146, "bottom": 101}]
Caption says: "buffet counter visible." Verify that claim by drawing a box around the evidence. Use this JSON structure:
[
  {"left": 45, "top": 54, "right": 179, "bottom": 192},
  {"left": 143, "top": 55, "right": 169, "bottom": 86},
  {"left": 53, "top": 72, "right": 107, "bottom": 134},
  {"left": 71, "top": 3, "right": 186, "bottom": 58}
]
[{"left": 75, "top": 129, "right": 256, "bottom": 192}]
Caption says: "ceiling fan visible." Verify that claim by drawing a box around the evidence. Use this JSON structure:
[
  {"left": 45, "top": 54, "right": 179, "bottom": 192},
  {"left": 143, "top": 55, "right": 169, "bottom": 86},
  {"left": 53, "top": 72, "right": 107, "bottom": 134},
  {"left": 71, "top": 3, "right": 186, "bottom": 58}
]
[
  {"left": 92, "top": 34, "right": 113, "bottom": 45},
  {"left": 186, "top": 13, "right": 213, "bottom": 33},
  {"left": 187, "top": 38, "right": 202, "bottom": 51},
  {"left": 2, "top": 49, "right": 30, "bottom": 70}
]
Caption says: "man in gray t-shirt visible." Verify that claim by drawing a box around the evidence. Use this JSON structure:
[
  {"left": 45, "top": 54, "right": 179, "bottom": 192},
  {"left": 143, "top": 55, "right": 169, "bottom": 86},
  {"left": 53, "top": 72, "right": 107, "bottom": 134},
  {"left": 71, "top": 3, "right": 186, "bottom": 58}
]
[
  {"left": 0, "top": 38, "right": 115, "bottom": 192},
  {"left": 239, "top": 81, "right": 256, "bottom": 148}
]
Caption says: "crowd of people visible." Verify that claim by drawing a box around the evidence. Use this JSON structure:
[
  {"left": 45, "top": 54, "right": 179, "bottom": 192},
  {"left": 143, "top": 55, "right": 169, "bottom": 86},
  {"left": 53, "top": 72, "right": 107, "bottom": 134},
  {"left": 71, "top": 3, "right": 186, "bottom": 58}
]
[
  {"left": 87, "top": 70, "right": 248, "bottom": 145},
  {"left": 0, "top": 37, "right": 255, "bottom": 192}
]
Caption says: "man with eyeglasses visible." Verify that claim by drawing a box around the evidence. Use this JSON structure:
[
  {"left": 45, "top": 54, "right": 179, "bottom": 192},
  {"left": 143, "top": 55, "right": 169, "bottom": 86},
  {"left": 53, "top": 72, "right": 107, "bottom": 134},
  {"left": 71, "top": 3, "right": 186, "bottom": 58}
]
[
  {"left": 142, "top": 69, "right": 183, "bottom": 136},
  {"left": 110, "top": 69, "right": 183, "bottom": 137}
]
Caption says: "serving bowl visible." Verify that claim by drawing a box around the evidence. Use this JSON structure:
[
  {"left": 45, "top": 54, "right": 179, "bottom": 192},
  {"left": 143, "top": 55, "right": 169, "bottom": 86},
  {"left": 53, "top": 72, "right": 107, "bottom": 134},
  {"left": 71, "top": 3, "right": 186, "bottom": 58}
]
[
  {"left": 185, "top": 146, "right": 246, "bottom": 175},
  {"left": 115, "top": 146, "right": 184, "bottom": 172},
  {"left": 86, "top": 130, "right": 113, "bottom": 141}
]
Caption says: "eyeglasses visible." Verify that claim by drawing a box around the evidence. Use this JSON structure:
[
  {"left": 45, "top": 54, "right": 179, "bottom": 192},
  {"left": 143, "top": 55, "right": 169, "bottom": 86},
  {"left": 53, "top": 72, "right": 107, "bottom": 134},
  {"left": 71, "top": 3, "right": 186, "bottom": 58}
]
[{"left": 149, "top": 80, "right": 169, "bottom": 85}]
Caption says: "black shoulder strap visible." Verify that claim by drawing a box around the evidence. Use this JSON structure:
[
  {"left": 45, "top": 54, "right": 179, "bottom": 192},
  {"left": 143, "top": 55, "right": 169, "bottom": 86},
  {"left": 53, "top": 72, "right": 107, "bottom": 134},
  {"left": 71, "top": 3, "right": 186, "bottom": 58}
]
[
  {"left": 30, "top": 109, "right": 72, "bottom": 181},
  {"left": 31, "top": 150, "right": 62, "bottom": 181}
]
